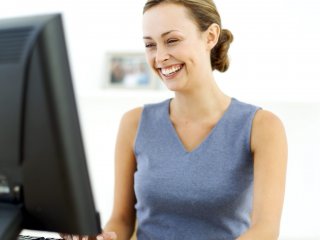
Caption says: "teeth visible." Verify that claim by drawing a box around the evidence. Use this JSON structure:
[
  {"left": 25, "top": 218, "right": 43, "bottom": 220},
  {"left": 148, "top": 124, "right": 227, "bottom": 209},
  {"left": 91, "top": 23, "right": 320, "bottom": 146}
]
[{"left": 161, "top": 65, "right": 182, "bottom": 76}]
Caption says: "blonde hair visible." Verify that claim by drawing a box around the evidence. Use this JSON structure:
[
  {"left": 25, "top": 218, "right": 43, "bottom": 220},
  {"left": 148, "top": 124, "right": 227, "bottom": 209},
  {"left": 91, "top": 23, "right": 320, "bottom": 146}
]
[{"left": 143, "top": 0, "right": 233, "bottom": 72}]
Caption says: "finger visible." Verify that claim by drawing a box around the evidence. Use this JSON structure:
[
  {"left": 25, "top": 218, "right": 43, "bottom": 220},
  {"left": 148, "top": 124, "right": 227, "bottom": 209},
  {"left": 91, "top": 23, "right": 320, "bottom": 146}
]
[
  {"left": 100, "top": 232, "right": 117, "bottom": 240},
  {"left": 72, "top": 235, "right": 79, "bottom": 240},
  {"left": 59, "top": 233, "right": 69, "bottom": 239},
  {"left": 96, "top": 235, "right": 104, "bottom": 240},
  {"left": 62, "top": 235, "right": 72, "bottom": 240},
  {"left": 60, "top": 235, "right": 70, "bottom": 240}
]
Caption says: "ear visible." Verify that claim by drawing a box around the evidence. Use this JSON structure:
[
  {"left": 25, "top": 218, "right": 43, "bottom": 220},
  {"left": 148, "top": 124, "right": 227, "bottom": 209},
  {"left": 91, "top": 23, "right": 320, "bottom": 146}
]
[{"left": 205, "top": 23, "right": 220, "bottom": 51}]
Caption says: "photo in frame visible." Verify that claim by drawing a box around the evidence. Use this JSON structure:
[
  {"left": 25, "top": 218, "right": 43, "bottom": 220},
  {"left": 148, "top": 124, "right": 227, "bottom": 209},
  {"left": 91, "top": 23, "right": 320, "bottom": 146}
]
[{"left": 104, "top": 52, "right": 156, "bottom": 89}]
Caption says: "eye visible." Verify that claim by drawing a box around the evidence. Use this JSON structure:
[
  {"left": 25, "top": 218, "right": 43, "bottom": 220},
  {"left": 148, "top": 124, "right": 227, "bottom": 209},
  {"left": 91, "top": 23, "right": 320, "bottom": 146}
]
[
  {"left": 145, "top": 42, "right": 156, "bottom": 48},
  {"left": 167, "top": 38, "right": 179, "bottom": 45}
]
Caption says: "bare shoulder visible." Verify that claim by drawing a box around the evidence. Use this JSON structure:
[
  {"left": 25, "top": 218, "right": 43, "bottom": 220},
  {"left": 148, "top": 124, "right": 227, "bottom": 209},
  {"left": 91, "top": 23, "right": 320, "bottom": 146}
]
[
  {"left": 251, "top": 109, "right": 287, "bottom": 153},
  {"left": 253, "top": 109, "right": 285, "bottom": 130},
  {"left": 118, "top": 107, "right": 143, "bottom": 145},
  {"left": 121, "top": 107, "right": 143, "bottom": 127}
]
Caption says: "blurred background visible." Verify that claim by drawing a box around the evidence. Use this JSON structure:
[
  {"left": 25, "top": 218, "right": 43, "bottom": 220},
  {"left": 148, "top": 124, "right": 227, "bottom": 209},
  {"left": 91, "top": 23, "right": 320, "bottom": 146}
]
[{"left": 1, "top": 0, "right": 319, "bottom": 239}]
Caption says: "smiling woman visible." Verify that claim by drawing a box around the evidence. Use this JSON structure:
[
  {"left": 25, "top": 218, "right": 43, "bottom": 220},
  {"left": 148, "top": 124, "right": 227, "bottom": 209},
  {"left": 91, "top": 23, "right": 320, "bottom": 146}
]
[
  {"left": 142, "top": 1, "right": 233, "bottom": 92},
  {"left": 60, "top": 1, "right": 288, "bottom": 240}
]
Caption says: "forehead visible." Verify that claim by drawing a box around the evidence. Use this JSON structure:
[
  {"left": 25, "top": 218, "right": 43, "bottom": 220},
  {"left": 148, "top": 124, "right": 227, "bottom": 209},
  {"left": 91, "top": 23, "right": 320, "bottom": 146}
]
[{"left": 142, "top": 3, "right": 198, "bottom": 37}]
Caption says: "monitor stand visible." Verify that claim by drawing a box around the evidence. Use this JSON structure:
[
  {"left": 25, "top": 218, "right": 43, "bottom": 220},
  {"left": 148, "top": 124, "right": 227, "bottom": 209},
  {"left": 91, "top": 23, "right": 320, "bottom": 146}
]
[{"left": 0, "top": 203, "right": 23, "bottom": 240}]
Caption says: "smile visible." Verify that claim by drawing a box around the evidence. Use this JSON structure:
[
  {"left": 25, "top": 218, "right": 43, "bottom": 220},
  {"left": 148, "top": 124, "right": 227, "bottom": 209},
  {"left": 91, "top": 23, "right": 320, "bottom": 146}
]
[{"left": 159, "top": 64, "right": 184, "bottom": 77}]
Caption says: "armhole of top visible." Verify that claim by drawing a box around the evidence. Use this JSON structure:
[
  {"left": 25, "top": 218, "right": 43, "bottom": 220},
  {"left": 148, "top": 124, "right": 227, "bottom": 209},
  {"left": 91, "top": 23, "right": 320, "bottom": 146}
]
[
  {"left": 247, "top": 107, "right": 263, "bottom": 155},
  {"left": 133, "top": 105, "right": 146, "bottom": 157}
]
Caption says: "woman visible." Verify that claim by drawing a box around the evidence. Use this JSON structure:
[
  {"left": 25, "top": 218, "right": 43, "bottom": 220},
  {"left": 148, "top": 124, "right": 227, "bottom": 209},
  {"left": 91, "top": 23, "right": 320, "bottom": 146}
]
[{"left": 62, "top": 0, "right": 287, "bottom": 239}]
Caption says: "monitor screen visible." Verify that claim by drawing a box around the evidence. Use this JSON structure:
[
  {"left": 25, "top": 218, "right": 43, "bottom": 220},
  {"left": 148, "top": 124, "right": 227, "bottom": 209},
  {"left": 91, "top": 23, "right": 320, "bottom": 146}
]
[{"left": 0, "top": 13, "right": 101, "bottom": 240}]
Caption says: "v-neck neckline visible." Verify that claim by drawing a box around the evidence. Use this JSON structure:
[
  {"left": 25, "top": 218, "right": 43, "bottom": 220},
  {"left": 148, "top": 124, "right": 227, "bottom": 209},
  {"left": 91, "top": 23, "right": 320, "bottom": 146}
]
[{"left": 165, "top": 97, "right": 235, "bottom": 154}]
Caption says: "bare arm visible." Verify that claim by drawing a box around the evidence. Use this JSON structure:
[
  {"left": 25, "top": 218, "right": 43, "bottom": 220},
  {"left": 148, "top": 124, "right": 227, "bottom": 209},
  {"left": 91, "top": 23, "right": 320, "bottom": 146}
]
[
  {"left": 60, "top": 108, "right": 141, "bottom": 240},
  {"left": 236, "top": 110, "right": 288, "bottom": 240},
  {"left": 103, "top": 107, "right": 142, "bottom": 240}
]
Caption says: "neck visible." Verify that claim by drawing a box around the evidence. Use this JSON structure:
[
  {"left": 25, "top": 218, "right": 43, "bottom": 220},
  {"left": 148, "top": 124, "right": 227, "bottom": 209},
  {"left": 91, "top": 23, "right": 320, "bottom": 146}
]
[{"left": 171, "top": 78, "right": 231, "bottom": 121}]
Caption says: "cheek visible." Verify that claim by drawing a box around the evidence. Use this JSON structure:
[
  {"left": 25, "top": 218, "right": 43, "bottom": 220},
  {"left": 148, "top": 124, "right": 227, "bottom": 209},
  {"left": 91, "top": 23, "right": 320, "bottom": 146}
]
[
  {"left": 145, "top": 51, "right": 160, "bottom": 75},
  {"left": 174, "top": 42, "right": 197, "bottom": 64},
  {"left": 183, "top": 44, "right": 205, "bottom": 68},
  {"left": 145, "top": 52, "right": 155, "bottom": 67}
]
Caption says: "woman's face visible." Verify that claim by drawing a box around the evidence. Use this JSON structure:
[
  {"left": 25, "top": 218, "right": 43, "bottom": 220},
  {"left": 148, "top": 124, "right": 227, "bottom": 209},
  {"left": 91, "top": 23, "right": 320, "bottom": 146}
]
[{"left": 143, "top": 3, "right": 215, "bottom": 91}]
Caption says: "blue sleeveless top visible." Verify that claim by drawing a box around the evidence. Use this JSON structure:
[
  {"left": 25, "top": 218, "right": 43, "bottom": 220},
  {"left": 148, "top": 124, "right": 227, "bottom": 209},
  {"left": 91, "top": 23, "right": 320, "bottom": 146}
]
[{"left": 134, "top": 97, "right": 261, "bottom": 240}]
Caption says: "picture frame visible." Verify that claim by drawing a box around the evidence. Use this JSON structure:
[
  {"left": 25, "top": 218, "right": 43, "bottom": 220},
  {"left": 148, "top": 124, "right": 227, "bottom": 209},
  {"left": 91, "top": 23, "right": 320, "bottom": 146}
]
[{"left": 104, "top": 52, "right": 156, "bottom": 89}]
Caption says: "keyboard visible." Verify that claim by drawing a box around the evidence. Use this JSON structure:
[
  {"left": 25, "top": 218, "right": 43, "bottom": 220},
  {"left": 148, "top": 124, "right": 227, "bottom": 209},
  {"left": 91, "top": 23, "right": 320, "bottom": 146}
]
[{"left": 18, "top": 235, "right": 63, "bottom": 240}]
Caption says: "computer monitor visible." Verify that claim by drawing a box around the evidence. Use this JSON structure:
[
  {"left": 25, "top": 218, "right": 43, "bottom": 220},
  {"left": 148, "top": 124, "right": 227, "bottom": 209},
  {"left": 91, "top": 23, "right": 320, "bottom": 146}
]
[{"left": 0, "top": 13, "right": 101, "bottom": 240}]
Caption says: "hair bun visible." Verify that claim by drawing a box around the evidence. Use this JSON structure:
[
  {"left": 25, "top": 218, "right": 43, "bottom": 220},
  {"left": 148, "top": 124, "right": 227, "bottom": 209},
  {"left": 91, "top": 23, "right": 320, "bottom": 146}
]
[{"left": 211, "top": 28, "right": 233, "bottom": 72}]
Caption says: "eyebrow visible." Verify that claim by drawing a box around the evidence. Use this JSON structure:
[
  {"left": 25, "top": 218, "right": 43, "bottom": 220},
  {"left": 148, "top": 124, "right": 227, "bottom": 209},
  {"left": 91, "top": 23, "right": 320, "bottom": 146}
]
[{"left": 143, "top": 30, "right": 179, "bottom": 40}]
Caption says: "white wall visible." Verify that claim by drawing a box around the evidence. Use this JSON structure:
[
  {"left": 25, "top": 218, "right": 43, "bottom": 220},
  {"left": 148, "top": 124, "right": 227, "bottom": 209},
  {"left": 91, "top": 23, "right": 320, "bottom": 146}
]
[
  {"left": 1, "top": 0, "right": 319, "bottom": 100},
  {"left": 2, "top": 0, "right": 320, "bottom": 239}
]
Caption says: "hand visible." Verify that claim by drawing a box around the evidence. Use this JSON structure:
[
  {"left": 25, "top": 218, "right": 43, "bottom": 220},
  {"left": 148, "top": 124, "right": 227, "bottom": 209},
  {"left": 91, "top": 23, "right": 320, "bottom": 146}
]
[
  {"left": 59, "top": 234, "right": 89, "bottom": 240},
  {"left": 59, "top": 232, "right": 117, "bottom": 240},
  {"left": 96, "top": 232, "right": 117, "bottom": 240}
]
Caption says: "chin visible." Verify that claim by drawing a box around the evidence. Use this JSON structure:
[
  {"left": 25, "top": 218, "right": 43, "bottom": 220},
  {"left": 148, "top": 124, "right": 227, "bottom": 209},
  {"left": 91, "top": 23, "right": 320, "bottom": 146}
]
[{"left": 163, "top": 81, "right": 187, "bottom": 92}]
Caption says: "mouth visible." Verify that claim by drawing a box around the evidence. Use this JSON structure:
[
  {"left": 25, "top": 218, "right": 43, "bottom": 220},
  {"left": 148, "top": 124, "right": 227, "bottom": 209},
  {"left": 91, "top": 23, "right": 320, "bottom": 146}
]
[{"left": 158, "top": 64, "right": 184, "bottom": 78}]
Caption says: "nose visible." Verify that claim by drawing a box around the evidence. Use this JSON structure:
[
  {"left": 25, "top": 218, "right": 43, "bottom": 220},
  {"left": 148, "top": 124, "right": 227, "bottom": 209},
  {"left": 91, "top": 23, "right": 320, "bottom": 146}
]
[{"left": 155, "top": 45, "right": 169, "bottom": 65}]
